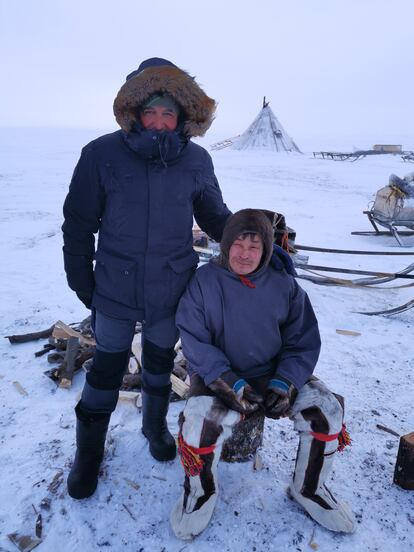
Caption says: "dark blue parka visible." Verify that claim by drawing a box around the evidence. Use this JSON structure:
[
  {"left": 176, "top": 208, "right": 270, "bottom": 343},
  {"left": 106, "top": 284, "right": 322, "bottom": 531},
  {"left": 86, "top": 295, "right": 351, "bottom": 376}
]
[
  {"left": 62, "top": 58, "right": 231, "bottom": 322},
  {"left": 176, "top": 209, "right": 321, "bottom": 390},
  {"left": 177, "top": 261, "right": 321, "bottom": 390}
]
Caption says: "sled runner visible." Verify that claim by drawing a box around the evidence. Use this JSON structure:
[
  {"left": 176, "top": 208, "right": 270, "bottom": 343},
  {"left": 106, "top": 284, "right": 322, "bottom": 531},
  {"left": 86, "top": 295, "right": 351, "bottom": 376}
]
[
  {"left": 354, "top": 210, "right": 414, "bottom": 247},
  {"left": 353, "top": 174, "right": 414, "bottom": 246}
]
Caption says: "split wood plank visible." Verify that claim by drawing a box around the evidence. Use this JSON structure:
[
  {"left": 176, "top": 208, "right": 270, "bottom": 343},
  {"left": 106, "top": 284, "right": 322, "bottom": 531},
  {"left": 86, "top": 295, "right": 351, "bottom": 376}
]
[
  {"left": 336, "top": 329, "right": 362, "bottom": 336},
  {"left": 7, "top": 532, "right": 42, "bottom": 552},
  {"left": 58, "top": 336, "right": 80, "bottom": 389},
  {"left": 171, "top": 373, "right": 189, "bottom": 399},
  {"left": 13, "top": 381, "right": 28, "bottom": 396},
  {"left": 118, "top": 390, "right": 142, "bottom": 408},
  {"left": 118, "top": 390, "right": 140, "bottom": 403},
  {"left": 52, "top": 320, "right": 95, "bottom": 346},
  {"left": 131, "top": 333, "right": 142, "bottom": 366}
]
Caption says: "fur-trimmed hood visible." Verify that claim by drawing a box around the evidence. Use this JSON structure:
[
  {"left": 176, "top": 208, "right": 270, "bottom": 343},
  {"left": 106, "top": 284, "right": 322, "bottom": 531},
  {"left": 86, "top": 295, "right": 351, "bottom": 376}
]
[
  {"left": 113, "top": 57, "right": 216, "bottom": 137},
  {"left": 219, "top": 209, "right": 274, "bottom": 272}
]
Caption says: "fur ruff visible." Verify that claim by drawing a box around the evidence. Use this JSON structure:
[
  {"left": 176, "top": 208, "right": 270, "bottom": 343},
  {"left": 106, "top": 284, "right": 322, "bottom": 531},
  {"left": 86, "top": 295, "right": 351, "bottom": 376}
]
[
  {"left": 219, "top": 208, "right": 274, "bottom": 271},
  {"left": 113, "top": 65, "right": 216, "bottom": 137}
]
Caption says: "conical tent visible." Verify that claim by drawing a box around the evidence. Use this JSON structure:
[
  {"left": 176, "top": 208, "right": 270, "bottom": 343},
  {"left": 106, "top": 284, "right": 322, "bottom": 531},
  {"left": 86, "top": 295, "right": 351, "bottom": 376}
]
[{"left": 211, "top": 98, "right": 301, "bottom": 153}]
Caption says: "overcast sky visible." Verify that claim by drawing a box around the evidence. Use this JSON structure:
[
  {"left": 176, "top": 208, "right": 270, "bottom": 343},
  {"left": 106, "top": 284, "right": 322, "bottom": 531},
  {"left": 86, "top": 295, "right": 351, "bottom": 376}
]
[{"left": 1, "top": 0, "right": 413, "bottom": 147}]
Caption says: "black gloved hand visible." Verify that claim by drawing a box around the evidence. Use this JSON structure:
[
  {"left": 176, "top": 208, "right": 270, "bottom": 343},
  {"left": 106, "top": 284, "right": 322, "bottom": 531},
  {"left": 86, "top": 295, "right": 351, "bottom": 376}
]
[
  {"left": 76, "top": 292, "right": 92, "bottom": 309},
  {"left": 243, "top": 384, "right": 265, "bottom": 407},
  {"left": 265, "top": 378, "right": 295, "bottom": 419},
  {"left": 221, "top": 370, "right": 264, "bottom": 411},
  {"left": 208, "top": 377, "right": 262, "bottom": 415}
]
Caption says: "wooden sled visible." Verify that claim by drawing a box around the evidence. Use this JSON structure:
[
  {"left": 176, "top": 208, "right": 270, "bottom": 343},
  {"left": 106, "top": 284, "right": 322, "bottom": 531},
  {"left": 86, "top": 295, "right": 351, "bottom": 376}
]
[{"left": 352, "top": 210, "right": 414, "bottom": 247}]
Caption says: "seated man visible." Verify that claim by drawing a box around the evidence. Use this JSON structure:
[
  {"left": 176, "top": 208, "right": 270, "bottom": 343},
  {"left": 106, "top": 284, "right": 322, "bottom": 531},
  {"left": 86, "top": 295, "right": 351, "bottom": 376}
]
[{"left": 170, "top": 209, "right": 355, "bottom": 540}]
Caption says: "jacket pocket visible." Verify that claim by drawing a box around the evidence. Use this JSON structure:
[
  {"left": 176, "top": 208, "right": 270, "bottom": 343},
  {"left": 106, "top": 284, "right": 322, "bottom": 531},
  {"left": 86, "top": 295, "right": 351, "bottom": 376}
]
[
  {"left": 94, "top": 249, "right": 137, "bottom": 307},
  {"left": 166, "top": 250, "right": 199, "bottom": 307}
]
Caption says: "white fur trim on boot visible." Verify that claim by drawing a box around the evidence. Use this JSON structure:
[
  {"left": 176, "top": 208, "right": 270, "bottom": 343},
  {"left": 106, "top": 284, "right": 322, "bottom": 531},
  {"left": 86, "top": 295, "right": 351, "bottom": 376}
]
[
  {"left": 289, "top": 380, "right": 356, "bottom": 533},
  {"left": 171, "top": 487, "right": 218, "bottom": 541},
  {"left": 170, "top": 396, "right": 240, "bottom": 540},
  {"left": 289, "top": 480, "right": 356, "bottom": 533}
]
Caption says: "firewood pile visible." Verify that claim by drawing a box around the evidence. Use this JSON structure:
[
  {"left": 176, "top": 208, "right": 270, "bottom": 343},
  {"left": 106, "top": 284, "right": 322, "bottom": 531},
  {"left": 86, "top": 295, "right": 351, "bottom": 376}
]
[
  {"left": 4, "top": 227, "right": 217, "bottom": 404},
  {"left": 5, "top": 317, "right": 190, "bottom": 405}
]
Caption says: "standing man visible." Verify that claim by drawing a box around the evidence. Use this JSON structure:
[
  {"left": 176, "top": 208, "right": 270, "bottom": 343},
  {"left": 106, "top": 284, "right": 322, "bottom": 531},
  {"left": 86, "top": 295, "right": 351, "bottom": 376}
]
[
  {"left": 170, "top": 209, "right": 355, "bottom": 539},
  {"left": 62, "top": 58, "right": 231, "bottom": 499}
]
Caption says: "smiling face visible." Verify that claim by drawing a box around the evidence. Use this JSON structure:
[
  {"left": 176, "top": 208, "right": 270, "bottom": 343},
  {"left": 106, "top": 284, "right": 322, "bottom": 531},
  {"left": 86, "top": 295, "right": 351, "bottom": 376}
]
[
  {"left": 228, "top": 233, "right": 264, "bottom": 275},
  {"left": 139, "top": 105, "right": 178, "bottom": 131}
]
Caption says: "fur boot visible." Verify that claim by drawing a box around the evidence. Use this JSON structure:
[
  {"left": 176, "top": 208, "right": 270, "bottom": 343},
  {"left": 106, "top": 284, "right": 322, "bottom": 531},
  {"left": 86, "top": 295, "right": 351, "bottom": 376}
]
[
  {"left": 170, "top": 396, "right": 241, "bottom": 540},
  {"left": 289, "top": 379, "right": 355, "bottom": 533}
]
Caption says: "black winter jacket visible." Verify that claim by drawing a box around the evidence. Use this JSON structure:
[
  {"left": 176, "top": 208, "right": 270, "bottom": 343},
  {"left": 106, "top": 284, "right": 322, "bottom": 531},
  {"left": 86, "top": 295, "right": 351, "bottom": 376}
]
[{"left": 62, "top": 58, "right": 231, "bottom": 321}]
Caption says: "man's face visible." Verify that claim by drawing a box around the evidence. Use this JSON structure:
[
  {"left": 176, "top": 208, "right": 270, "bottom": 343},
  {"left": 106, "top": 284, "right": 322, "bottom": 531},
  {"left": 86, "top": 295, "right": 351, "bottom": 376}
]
[
  {"left": 140, "top": 106, "right": 178, "bottom": 131},
  {"left": 228, "top": 233, "right": 264, "bottom": 275}
]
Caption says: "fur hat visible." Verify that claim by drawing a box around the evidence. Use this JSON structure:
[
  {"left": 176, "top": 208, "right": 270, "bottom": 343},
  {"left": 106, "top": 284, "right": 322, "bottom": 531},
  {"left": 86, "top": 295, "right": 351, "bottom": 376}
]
[
  {"left": 113, "top": 57, "right": 216, "bottom": 137},
  {"left": 219, "top": 209, "right": 274, "bottom": 271}
]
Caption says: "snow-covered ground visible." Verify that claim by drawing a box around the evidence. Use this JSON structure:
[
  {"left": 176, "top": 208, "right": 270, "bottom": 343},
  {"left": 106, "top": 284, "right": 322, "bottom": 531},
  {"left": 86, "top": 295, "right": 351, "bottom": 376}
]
[{"left": 0, "top": 128, "right": 413, "bottom": 552}]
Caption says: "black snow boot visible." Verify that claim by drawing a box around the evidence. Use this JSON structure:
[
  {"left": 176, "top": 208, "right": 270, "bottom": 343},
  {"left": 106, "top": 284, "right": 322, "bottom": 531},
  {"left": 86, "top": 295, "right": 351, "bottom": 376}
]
[
  {"left": 67, "top": 401, "right": 111, "bottom": 499},
  {"left": 142, "top": 390, "right": 176, "bottom": 461}
]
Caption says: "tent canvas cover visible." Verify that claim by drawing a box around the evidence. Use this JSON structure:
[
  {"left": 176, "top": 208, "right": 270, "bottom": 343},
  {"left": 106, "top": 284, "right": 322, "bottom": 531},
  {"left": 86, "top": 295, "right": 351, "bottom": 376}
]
[{"left": 212, "top": 98, "right": 301, "bottom": 153}]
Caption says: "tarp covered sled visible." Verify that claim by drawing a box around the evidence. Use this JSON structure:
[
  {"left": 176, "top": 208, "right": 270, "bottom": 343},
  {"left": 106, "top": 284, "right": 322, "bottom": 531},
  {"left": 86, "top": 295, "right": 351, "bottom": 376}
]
[{"left": 362, "top": 172, "right": 414, "bottom": 246}]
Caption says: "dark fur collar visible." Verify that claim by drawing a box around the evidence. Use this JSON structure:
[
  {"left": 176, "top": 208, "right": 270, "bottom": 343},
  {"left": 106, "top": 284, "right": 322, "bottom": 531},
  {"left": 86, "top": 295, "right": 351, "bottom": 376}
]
[{"left": 113, "top": 65, "right": 216, "bottom": 137}]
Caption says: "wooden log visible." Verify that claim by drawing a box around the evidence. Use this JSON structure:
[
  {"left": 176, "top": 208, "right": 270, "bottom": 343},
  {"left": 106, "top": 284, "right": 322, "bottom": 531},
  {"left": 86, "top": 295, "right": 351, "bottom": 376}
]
[
  {"left": 45, "top": 346, "right": 94, "bottom": 382},
  {"left": 221, "top": 410, "right": 265, "bottom": 463},
  {"left": 72, "top": 315, "right": 92, "bottom": 335},
  {"left": 34, "top": 344, "right": 56, "bottom": 357},
  {"left": 58, "top": 337, "right": 80, "bottom": 389},
  {"left": 393, "top": 432, "right": 414, "bottom": 490},
  {"left": 74, "top": 347, "right": 95, "bottom": 368},
  {"left": 5, "top": 325, "right": 55, "bottom": 344},
  {"left": 44, "top": 364, "right": 64, "bottom": 382},
  {"left": 122, "top": 373, "right": 141, "bottom": 389},
  {"left": 47, "top": 352, "right": 65, "bottom": 364},
  {"left": 48, "top": 336, "right": 67, "bottom": 350}
]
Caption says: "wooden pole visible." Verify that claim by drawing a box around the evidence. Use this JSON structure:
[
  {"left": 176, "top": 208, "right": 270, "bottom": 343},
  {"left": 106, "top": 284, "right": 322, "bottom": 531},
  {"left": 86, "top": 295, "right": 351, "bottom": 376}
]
[{"left": 5, "top": 325, "right": 55, "bottom": 344}]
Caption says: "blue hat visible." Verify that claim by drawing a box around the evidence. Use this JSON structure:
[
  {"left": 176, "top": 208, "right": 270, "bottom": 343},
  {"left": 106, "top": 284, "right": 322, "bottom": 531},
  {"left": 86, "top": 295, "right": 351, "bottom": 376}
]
[{"left": 126, "top": 58, "right": 177, "bottom": 81}]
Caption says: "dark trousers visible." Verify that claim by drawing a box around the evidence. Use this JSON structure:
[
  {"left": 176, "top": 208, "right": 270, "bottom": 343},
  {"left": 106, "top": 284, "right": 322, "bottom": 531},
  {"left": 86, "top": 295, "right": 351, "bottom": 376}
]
[{"left": 81, "top": 310, "right": 179, "bottom": 413}]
